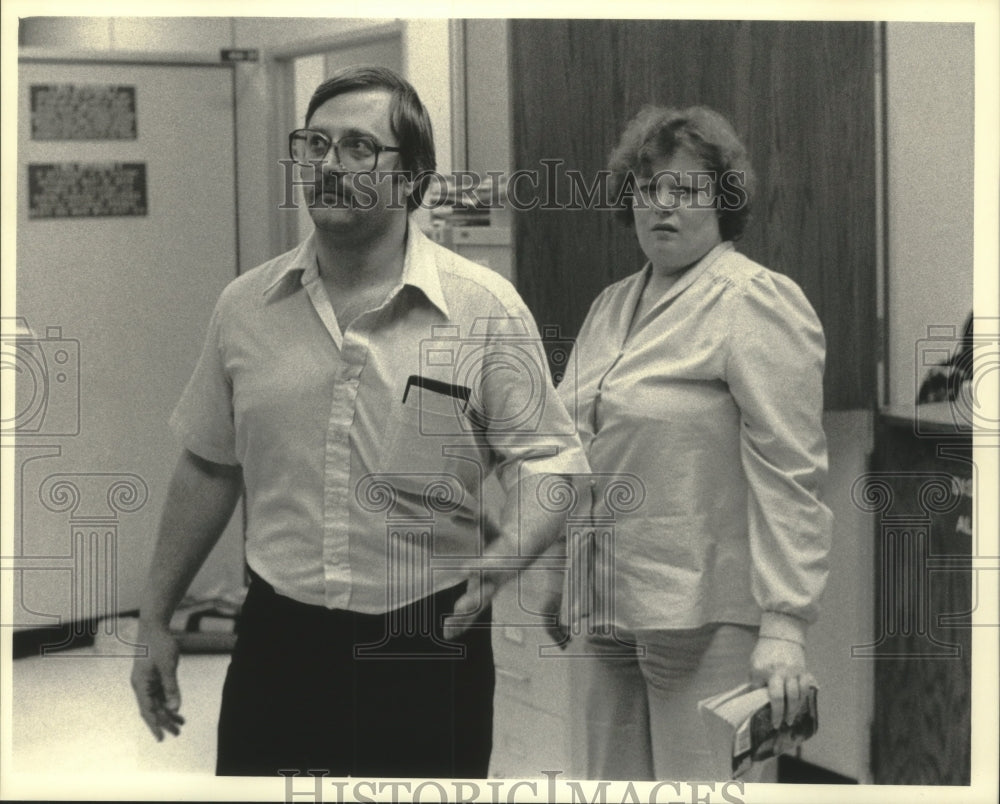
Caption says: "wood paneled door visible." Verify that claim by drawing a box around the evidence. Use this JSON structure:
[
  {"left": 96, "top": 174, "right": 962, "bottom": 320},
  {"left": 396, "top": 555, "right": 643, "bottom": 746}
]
[{"left": 510, "top": 20, "right": 878, "bottom": 411}]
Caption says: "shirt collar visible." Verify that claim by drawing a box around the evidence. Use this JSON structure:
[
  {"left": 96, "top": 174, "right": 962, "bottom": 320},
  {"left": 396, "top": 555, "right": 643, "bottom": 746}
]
[
  {"left": 685, "top": 239, "right": 734, "bottom": 283},
  {"left": 641, "top": 239, "right": 735, "bottom": 300},
  {"left": 398, "top": 225, "right": 450, "bottom": 317},
  {"left": 262, "top": 233, "right": 318, "bottom": 297},
  {"left": 263, "top": 224, "right": 450, "bottom": 318}
]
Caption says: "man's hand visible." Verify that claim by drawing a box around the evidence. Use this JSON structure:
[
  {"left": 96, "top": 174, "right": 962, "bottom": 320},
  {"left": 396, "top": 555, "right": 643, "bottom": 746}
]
[
  {"left": 443, "top": 569, "right": 570, "bottom": 645},
  {"left": 442, "top": 569, "right": 507, "bottom": 641},
  {"left": 131, "top": 624, "right": 185, "bottom": 741},
  {"left": 749, "top": 636, "right": 817, "bottom": 729},
  {"left": 443, "top": 513, "right": 508, "bottom": 640},
  {"left": 539, "top": 584, "right": 569, "bottom": 647},
  {"left": 442, "top": 477, "right": 578, "bottom": 642}
]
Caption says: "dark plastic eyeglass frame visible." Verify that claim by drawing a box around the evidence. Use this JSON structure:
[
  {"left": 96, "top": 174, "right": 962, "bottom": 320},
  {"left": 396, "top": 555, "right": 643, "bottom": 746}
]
[{"left": 288, "top": 129, "right": 402, "bottom": 173}]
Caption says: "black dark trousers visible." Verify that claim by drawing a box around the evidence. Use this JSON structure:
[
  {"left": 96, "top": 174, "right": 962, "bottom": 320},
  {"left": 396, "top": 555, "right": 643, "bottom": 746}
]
[{"left": 215, "top": 572, "right": 495, "bottom": 778}]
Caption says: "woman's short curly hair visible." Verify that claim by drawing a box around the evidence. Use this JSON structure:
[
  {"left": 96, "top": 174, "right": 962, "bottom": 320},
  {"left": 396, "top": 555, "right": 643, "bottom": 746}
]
[{"left": 608, "top": 105, "right": 755, "bottom": 241}]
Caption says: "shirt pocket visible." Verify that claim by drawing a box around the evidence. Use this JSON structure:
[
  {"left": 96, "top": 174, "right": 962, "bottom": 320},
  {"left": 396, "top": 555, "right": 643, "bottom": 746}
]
[{"left": 387, "top": 395, "right": 491, "bottom": 498}]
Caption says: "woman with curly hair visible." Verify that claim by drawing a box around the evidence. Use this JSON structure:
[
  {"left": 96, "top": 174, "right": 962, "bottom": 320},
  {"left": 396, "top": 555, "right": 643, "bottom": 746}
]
[{"left": 558, "top": 105, "right": 833, "bottom": 781}]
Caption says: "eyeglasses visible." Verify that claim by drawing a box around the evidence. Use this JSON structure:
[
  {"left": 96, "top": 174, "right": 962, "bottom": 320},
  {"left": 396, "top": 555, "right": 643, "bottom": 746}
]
[
  {"left": 632, "top": 177, "right": 713, "bottom": 209},
  {"left": 288, "top": 129, "right": 402, "bottom": 173}
]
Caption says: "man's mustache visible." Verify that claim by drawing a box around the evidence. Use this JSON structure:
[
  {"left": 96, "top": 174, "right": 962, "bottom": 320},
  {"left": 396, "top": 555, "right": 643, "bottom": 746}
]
[{"left": 318, "top": 171, "right": 348, "bottom": 198}]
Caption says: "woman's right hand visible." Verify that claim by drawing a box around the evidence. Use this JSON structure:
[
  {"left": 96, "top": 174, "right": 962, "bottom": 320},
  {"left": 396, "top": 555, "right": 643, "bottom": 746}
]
[
  {"left": 749, "top": 636, "right": 817, "bottom": 730},
  {"left": 130, "top": 623, "right": 185, "bottom": 741}
]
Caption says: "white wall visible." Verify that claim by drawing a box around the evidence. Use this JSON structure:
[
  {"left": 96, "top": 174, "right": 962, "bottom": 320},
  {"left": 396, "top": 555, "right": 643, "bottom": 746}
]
[
  {"left": 885, "top": 23, "right": 975, "bottom": 407},
  {"left": 801, "top": 411, "right": 876, "bottom": 782},
  {"left": 464, "top": 19, "right": 511, "bottom": 175},
  {"left": 403, "top": 19, "right": 452, "bottom": 179},
  {"left": 19, "top": 16, "right": 389, "bottom": 52},
  {"left": 19, "top": 16, "right": 232, "bottom": 50},
  {"left": 234, "top": 17, "right": 388, "bottom": 52}
]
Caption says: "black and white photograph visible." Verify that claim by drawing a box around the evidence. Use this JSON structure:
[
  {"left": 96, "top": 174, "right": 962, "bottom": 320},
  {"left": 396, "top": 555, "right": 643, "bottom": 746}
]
[{"left": 2, "top": 1, "right": 997, "bottom": 802}]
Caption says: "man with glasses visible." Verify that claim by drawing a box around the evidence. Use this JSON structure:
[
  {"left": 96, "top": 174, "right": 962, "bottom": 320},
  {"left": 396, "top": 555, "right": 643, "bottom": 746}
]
[{"left": 130, "top": 65, "right": 586, "bottom": 778}]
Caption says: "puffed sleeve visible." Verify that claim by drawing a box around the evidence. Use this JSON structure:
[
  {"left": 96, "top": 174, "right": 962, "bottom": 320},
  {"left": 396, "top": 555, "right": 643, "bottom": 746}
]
[
  {"left": 168, "top": 296, "right": 239, "bottom": 466},
  {"left": 724, "top": 270, "right": 833, "bottom": 643}
]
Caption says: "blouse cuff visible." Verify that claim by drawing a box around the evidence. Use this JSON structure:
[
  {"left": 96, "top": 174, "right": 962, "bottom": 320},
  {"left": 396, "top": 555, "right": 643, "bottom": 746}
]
[{"left": 759, "top": 611, "right": 808, "bottom": 645}]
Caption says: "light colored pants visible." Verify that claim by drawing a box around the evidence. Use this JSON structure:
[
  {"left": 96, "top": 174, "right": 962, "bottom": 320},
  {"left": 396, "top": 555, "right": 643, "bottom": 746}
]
[{"left": 569, "top": 622, "right": 767, "bottom": 781}]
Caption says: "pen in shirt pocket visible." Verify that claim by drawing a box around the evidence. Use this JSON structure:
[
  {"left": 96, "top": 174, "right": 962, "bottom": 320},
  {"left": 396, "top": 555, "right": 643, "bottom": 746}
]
[{"left": 402, "top": 374, "right": 472, "bottom": 410}]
